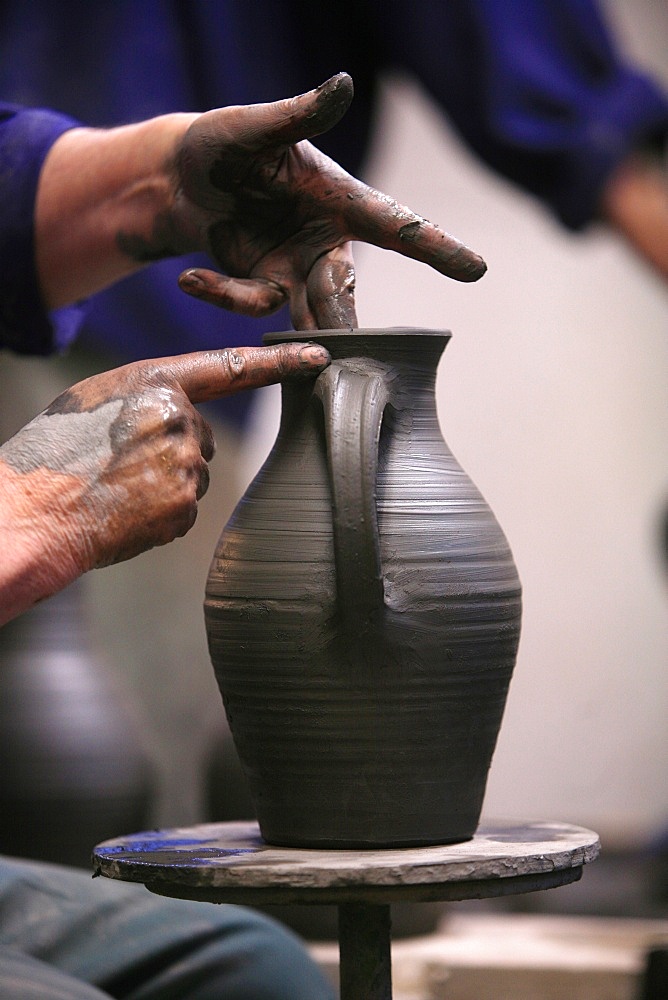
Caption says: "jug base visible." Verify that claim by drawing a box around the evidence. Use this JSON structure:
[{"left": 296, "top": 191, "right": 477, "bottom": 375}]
[{"left": 258, "top": 827, "right": 476, "bottom": 850}]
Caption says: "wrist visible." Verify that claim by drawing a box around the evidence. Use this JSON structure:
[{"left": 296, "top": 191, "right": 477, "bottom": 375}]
[
  {"left": 0, "top": 460, "right": 89, "bottom": 625},
  {"left": 35, "top": 111, "right": 199, "bottom": 309}
]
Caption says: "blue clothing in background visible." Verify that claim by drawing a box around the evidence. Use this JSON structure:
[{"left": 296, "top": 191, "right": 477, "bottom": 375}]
[
  {"left": 1, "top": 0, "right": 667, "bottom": 424},
  {"left": 0, "top": 106, "right": 81, "bottom": 356}
]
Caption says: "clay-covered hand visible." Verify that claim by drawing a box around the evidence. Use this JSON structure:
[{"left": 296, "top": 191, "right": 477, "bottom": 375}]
[
  {"left": 0, "top": 342, "right": 329, "bottom": 623},
  {"left": 173, "top": 73, "right": 486, "bottom": 329}
]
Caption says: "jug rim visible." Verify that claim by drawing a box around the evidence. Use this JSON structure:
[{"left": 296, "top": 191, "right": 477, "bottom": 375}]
[{"left": 264, "top": 327, "right": 452, "bottom": 344}]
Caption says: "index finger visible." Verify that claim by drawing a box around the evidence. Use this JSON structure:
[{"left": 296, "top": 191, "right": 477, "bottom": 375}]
[
  {"left": 341, "top": 178, "right": 487, "bottom": 283},
  {"left": 149, "top": 343, "right": 332, "bottom": 403}
]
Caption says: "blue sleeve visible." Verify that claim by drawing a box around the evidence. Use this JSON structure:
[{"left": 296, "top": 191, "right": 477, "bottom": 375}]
[
  {"left": 378, "top": 0, "right": 668, "bottom": 229},
  {"left": 0, "top": 104, "right": 83, "bottom": 355}
]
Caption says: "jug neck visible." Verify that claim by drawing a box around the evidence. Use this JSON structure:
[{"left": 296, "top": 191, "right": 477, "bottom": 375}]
[
  {"left": 265, "top": 328, "right": 450, "bottom": 369},
  {"left": 267, "top": 328, "right": 449, "bottom": 409}
]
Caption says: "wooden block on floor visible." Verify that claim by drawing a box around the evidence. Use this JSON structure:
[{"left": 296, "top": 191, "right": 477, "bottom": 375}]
[{"left": 309, "top": 913, "right": 668, "bottom": 1000}]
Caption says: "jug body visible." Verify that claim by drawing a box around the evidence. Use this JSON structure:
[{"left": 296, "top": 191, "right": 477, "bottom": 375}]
[{"left": 205, "top": 330, "right": 521, "bottom": 847}]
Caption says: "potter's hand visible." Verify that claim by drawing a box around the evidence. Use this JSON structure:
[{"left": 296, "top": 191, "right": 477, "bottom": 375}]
[
  {"left": 0, "top": 342, "right": 329, "bottom": 626},
  {"left": 174, "top": 73, "right": 486, "bottom": 329},
  {"left": 36, "top": 74, "right": 485, "bottom": 321}
]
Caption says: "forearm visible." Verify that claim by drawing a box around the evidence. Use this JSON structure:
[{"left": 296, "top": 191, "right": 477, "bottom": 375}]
[{"left": 35, "top": 112, "right": 198, "bottom": 309}]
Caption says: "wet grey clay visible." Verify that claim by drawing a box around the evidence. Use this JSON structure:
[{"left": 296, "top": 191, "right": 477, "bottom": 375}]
[{"left": 205, "top": 330, "right": 522, "bottom": 847}]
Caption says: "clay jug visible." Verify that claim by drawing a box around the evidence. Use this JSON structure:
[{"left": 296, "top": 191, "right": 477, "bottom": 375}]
[{"left": 205, "top": 329, "right": 521, "bottom": 848}]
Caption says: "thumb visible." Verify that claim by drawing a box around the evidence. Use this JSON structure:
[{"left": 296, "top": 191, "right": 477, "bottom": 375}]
[
  {"left": 150, "top": 342, "right": 331, "bottom": 403},
  {"left": 206, "top": 73, "right": 354, "bottom": 151},
  {"left": 263, "top": 72, "right": 354, "bottom": 144}
]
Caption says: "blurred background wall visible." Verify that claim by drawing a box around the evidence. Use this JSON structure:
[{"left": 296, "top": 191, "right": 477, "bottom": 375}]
[{"left": 0, "top": 0, "right": 666, "bottom": 857}]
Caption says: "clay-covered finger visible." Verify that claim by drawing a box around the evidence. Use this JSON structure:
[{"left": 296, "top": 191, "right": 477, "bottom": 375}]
[
  {"left": 154, "top": 343, "right": 332, "bottom": 403},
  {"left": 393, "top": 215, "right": 486, "bottom": 282},
  {"left": 179, "top": 268, "right": 287, "bottom": 316},
  {"left": 306, "top": 244, "right": 358, "bottom": 329},
  {"left": 186, "top": 73, "right": 353, "bottom": 165},
  {"left": 255, "top": 72, "right": 354, "bottom": 144},
  {"left": 237, "top": 73, "right": 354, "bottom": 148},
  {"left": 341, "top": 181, "right": 487, "bottom": 282}
]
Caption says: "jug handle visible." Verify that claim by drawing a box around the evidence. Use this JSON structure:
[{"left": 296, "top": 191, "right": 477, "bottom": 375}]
[{"left": 315, "top": 362, "right": 390, "bottom": 621}]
